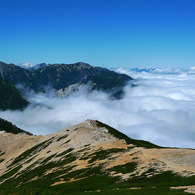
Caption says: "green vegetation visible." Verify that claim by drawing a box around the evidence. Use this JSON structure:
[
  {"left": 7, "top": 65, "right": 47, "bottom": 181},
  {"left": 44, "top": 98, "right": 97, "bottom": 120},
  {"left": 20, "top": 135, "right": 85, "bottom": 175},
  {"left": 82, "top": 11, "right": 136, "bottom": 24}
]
[
  {"left": 0, "top": 158, "right": 194, "bottom": 194},
  {"left": 61, "top": 166, "right": 103, "bottom": 181},
  {"left": 84, "top": 148, "right": 125, "bottom": 163},
  {"left": 56, "top": 134, "right": 68, "bottom": 142},
  {"left": 0, "top": 165, "right": 22, "bottom": 183},
  {"left": 0, "top": 187, "right": 188, "bottom": 195},
  {"left": 108, "top": 162, "right": 137, "bottom": 174},
  {"left": 57, "top": 152, "right": 77, "bottom": 165},
  {"left": 0, "top": 147, "right": 192, "bottom": 194},
  {"left": 55, "top": 148, "right": 74, "bottom": 158},
  {"left": 0, "top": 150, "right": 79, "bottom": 194},
  {"left": 96, "top": 120, "right": 161, "bottom": 148},
  {"left": 10, "top": 139, "right": 53, "bottom": 166},
  {"left": 0, "top": 158, "right": 5, "bottom": 163},
  {"left": 0, "top": 151, "right": 6, "bottom": 156},
  {"left": 1, "top": 169, "right": 193, "bottom": 194},
  {"left": 0, "top": 118, "right": 32, "bottom": 135},
  {"left": 40, "top": 154, "right": 56, "bottom": 164},
  {"left": 63, "top": 139, "right": 71, "bottom": 144},
  {"left": 0, "top": 77, "right": 28, "bottom": 110},
  {"left": 127, "top": 171, "right": 195, "bottom": 188}
]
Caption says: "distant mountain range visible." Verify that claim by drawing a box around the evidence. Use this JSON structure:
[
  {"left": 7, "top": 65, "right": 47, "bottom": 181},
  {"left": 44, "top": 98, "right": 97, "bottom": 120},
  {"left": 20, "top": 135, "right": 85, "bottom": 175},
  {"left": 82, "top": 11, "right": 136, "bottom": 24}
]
[
  {"left": 0, "top": 61, "right": 133, "bottom": 110},
  {"left": 0, "top": 61, "right": 132, "bottom": 91},
  {"left": 130, "top": 67, "right": 195, "bottom": 74},
  {"left": 0, "top": 120, "right": 194, "bottom": 194}
]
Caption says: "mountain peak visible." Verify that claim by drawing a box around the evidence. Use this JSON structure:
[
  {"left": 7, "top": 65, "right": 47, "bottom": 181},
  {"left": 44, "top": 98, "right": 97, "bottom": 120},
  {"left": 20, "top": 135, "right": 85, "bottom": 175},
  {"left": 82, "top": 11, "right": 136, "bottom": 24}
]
[
  {"left": 0, "top": 120, "right": 195, "bottom": 194},
  {"left": 75, "top": 62, "right": 92, "bottom": 67}
]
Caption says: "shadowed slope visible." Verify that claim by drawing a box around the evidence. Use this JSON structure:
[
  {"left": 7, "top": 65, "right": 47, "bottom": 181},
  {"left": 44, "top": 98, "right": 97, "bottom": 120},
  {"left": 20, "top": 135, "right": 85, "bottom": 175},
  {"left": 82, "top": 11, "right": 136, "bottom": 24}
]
[{"left": 0, "top": 77, "right": 28, "bottom": 110}]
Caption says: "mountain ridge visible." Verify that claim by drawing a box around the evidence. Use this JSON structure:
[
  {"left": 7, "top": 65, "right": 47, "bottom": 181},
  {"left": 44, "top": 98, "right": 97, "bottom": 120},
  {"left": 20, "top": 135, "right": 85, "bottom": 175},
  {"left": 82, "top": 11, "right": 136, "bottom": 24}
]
[
  {"left": 0, "top": 120, "right": 194, "bottom": 194},
  {"left": 0, "top": 61, "right": 133, "bottom": 99}
]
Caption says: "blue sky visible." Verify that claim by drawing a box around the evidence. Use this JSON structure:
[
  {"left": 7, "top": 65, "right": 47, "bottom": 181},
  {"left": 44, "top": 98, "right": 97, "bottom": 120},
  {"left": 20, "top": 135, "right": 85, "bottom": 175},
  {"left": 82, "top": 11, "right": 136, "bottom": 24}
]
[{"left": 0, "top": 0, "right": 195, "bottom": 68}]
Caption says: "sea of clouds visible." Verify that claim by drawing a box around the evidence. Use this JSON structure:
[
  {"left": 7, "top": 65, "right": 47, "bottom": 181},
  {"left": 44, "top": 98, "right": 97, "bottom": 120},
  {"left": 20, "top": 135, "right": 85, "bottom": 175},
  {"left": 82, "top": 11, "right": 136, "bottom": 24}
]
[{"left": 1, "top": 67, "right": 195, "bottom": 148}]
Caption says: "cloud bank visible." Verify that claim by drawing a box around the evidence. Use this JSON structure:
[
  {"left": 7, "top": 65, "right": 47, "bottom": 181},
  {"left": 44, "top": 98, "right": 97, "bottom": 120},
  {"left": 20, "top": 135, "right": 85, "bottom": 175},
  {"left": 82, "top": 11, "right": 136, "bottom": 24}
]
[{"left": 1, "top": 67, "right": 195, "bottom": 148}]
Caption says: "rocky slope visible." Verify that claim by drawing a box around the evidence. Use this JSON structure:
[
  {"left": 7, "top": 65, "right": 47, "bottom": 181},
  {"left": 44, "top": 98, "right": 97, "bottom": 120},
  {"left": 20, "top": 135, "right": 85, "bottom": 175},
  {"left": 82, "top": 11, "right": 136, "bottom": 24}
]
[{"left": 0, "top": 120, "right": 194, "bottom": 194}]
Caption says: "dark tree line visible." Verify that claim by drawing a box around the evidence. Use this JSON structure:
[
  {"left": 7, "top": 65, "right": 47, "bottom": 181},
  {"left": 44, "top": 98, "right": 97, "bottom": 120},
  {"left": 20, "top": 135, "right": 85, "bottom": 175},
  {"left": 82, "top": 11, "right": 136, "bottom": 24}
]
[{"left": 0, "top": 118, "right": 32, "bottom": 135}]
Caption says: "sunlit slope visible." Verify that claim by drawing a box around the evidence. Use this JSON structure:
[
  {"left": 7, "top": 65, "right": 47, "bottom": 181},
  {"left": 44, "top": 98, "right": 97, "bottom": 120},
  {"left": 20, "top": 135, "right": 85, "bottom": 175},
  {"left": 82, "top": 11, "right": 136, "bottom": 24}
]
[{"left": 0, "top": 120, "right": 194, "bottom": 194}]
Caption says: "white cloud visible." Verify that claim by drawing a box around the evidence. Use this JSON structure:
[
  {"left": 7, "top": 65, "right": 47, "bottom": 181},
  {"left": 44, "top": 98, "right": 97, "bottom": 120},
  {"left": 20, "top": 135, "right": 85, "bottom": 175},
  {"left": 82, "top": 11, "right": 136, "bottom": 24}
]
[
  {"left": 17, "top": 62, "right": 49, "bottom": 70},
  {"left": 0, "top": 67, "right": 195, "bottom": 148},
  {"left": 18, "top": 62, "right": 35, "bottom": 69}
]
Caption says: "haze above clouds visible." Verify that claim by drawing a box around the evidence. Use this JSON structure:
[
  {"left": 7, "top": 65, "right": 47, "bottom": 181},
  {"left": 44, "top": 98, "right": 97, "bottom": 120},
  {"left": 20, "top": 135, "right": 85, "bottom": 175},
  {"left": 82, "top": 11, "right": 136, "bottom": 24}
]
[{"left": 0, "top": 67, "right": 195, "bottom": 148}]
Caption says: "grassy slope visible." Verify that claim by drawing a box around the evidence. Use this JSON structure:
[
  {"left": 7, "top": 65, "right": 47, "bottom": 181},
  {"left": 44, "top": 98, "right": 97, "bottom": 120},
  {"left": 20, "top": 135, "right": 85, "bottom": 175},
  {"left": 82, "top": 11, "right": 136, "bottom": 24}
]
[
  {"left": 0, "top": 121, "right": 193, "bottom": 194},
  {"left": 0, "top": 163, "right": 193, "bottom": 194},
  {"left": 0, "top": 140, "right": 194, "bottom": 194}
]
